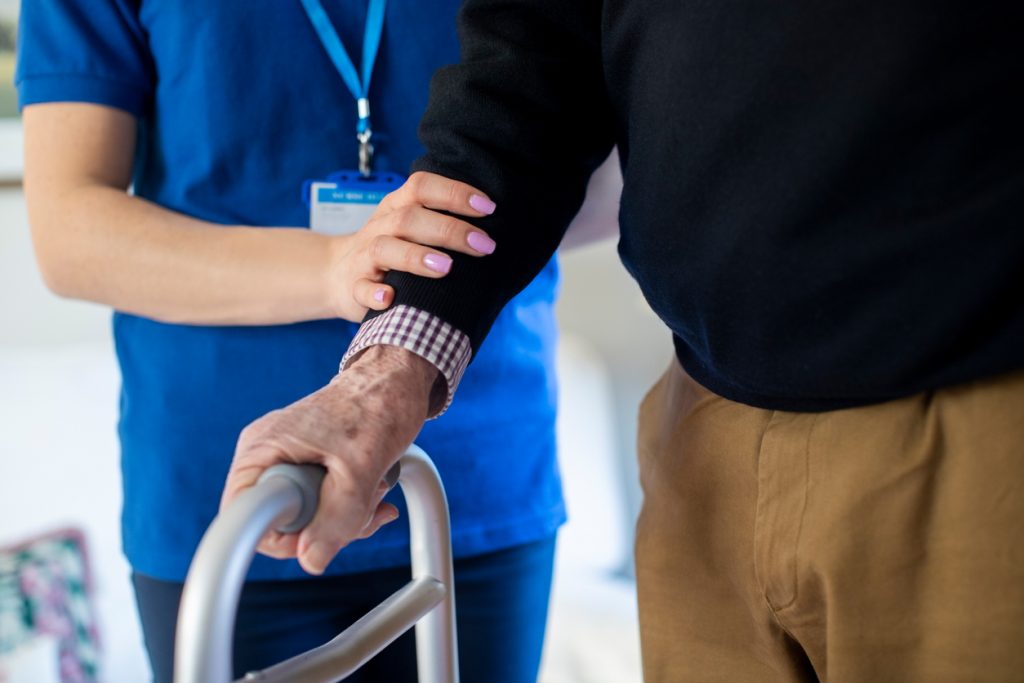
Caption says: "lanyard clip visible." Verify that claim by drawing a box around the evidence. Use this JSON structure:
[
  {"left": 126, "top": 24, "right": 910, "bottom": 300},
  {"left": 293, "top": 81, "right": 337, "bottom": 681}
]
[
  {"left": 357, "top": 98, "right": 373, "bottom": 176},
  {"left": 358, "top": 129, "right": 374, "bottom": 177}
]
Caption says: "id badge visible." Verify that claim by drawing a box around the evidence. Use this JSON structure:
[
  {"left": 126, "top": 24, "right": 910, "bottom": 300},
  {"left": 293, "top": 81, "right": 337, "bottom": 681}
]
[{"left": 303, "top": 171, "right": 405, "bottom": 235}]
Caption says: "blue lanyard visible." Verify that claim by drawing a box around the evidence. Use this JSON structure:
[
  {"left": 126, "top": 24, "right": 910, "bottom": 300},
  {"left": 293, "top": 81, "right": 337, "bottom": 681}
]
[{"left": 300, "top": 0, "right": 387, "bottom": 174}]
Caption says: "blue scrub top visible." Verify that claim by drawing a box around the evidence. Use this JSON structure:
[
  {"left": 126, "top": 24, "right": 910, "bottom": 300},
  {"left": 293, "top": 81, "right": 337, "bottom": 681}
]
[{"left": 16, "top": 0, "right": 564, "bottom": 581}]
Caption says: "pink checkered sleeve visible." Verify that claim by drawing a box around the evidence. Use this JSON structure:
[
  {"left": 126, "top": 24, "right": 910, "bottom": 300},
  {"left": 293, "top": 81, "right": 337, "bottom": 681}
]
[{"left": 340, "top": 305, "right": 472, "bottom": 417}]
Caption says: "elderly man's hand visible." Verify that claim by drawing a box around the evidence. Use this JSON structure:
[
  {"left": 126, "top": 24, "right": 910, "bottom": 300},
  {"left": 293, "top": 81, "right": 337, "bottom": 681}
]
[{"left": 220, "top": 345, "right": 437, "bottom": 575}]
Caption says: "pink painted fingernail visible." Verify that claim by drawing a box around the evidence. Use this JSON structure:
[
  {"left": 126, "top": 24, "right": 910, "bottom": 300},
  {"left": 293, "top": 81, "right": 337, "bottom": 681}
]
[
  {"left": 469, "top": 194, "right": 496, "bottom": 215},
  {"left": 467, "top": 231, "right": 496, "bottom": 255},
  {"left": 374, "top": 288, "right": 386, "bottom": 303},
  {"left": 423, "top": 253, "right": 452, "bottom": 274}
]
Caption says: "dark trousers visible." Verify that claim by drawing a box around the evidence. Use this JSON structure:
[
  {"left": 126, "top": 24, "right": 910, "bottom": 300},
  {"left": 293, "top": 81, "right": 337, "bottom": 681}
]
[{"left": 133, "top": 537, "right": 556, "bottom": 683}]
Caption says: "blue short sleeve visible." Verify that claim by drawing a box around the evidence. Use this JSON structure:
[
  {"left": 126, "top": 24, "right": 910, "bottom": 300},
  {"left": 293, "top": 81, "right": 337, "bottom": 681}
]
[{"left": 15, "top": 0, "right": 155, "bottom": 116}]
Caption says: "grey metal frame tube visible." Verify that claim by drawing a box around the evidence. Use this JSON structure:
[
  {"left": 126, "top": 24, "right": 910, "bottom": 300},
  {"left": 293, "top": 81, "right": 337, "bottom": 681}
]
[
  {"left": 173, "top": 445, "right": 458, "bottom": 683},
  {"left": 399, "top": 448, "right": 458, "bottom": 683}
]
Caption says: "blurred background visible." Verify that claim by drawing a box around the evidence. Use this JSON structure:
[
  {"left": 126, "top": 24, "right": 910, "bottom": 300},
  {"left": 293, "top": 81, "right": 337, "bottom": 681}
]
[{"left": 0, "top": 1, "right": 674, "bottom": 679}]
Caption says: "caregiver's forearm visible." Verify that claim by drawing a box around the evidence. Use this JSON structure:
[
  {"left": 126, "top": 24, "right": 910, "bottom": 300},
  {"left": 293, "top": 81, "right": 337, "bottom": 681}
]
[
  {"left": 24, "top": 102, "right": 334, "bottom": 326},
  {"left": 30, "top": 184, "right": 334, "bottom": 326}
]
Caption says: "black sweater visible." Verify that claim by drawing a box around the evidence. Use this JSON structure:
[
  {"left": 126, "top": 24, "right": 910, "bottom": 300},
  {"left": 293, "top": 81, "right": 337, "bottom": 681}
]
[{"left": 379, "top": 0, "right": 1024, "bottom": 411}]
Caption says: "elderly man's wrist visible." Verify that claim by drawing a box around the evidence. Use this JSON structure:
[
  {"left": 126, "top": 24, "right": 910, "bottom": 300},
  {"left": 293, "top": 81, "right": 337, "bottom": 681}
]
[
  {"left": 340, "top": 306, "right": 471, "bottom": 416},
  {"left": 337, "top": 345, "right": 442, "bottom": 416},
  {"left": 362, "top": 344, "right": 437, "bottom": 384}
]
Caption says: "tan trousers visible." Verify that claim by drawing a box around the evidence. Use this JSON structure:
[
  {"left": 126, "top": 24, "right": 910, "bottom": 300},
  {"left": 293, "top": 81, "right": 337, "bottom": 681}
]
[{"left": 635, "top": 361, "right": 1024, "bottom": 682}]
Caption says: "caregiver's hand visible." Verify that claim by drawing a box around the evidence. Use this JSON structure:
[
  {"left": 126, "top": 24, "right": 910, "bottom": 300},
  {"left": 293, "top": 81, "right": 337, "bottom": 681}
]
[
  {"left": 221, "top": 345, "right": 436, "bottom": 575},
  {"left": 327, "top": 171, "right": 498, "bottom": 322}
]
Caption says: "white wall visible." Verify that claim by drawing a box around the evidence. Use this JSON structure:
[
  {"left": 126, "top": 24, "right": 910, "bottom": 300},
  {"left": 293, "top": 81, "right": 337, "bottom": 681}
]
[
  {"left": 0, "top": 188, "right": 111, "bottom": 346},
  {"left": 555, "top": 240, "right": 674, "bottom": 576},
  {"left": 0, "top": 188, "right": 146, "bottom": 681}
]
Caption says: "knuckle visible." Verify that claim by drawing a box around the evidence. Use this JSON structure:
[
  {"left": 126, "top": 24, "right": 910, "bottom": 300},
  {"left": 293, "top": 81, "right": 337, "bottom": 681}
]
[
  {"left": 438, "top": 216, "right": 460, "bottom": 243},
  {"left": 404, "top": 243, "right": 422, "bottom": 268},
  {"left": 361, "top": 214, "right": 384, "bottom": 236},
  {"left": 358, "top": 284, "right": 378, "bottom": 306},
  {"left": 237, "top": 422, "right": 261, "bottom": 447},
  {"left": 407, "top": 172, "right": 428, "bottom": 200},
  {"left": 393, "top": 205, "right": 416, "bottom": 233},
  {"left": 350, "top": 283, "right": 366, "bottom": 304},
  {"left": 369, "top": 235, "right": 389, "bottom": 261},
  {"left": 445, "top": 179, "right": 460, "bottom": 206},
  {"left": 378, "top": 188, "right": 399, "bottom": 210}
]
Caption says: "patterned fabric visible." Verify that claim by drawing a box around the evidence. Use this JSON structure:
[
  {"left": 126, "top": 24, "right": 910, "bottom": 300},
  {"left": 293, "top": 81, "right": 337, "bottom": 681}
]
[
  {"left": 341, "top": 305, "right": 472, "bottom": 416},
  {"left": 0, "top": 529, "right": 100, "bottom": 683}
]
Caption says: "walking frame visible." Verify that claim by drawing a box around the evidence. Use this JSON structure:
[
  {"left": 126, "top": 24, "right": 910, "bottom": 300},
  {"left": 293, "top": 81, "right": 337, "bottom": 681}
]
[{"left": 173, "top": 445, "right": 458, "bottom": 683}]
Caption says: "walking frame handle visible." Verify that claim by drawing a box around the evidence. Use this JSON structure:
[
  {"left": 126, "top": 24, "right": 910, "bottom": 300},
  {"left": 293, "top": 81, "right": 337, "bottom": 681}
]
[{"left": 173, "top": 445, "right": 458, "bottom": 683}]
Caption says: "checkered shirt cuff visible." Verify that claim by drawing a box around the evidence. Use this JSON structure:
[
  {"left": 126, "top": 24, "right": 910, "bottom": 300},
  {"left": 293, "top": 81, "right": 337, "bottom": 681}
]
[{"left": 340, "top": 305, "right": 472, "bottom": 417}]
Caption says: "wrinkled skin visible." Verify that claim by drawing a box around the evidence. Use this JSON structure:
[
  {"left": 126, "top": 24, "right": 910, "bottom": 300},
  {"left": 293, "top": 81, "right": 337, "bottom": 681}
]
[{"left": 220, "top": 345, "right": 437, "bottom": 575}]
